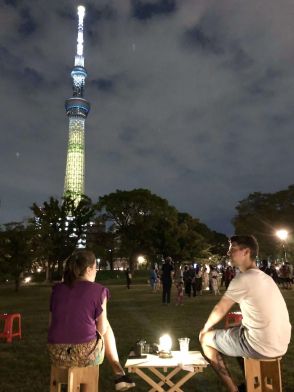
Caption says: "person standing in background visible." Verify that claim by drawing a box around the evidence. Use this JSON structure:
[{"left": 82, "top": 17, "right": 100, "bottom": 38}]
[
  {"left": 161, "top": 257, "right": 174, "bottom": 304},
  {"left": 126, "top": 268, "right": 132, "bottom": 289},
  {"left": 149, "top": 266, "right": 158, "bottom": 292},
  {"left": 176, "top": 281, "right": 184, "bottom": 305}
]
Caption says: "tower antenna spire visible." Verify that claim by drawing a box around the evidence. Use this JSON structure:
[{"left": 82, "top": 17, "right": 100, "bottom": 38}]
[{"left": 75, "top": 5, "right": 85, "bottom": 67}]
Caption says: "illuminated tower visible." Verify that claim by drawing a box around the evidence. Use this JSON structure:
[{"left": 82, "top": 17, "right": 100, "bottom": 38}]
[{"left": 64, "top": 5, "right": 90, "bottom": 203}]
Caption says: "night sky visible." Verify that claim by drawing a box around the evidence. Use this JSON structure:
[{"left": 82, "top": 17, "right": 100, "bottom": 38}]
[{"left": 1, "top": 0, "right": 294, "bottom": 234}]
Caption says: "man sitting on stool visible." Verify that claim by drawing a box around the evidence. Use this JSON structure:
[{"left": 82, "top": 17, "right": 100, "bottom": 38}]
[{"left": 199, "top": 235, "right": 291, "bottom": 392}]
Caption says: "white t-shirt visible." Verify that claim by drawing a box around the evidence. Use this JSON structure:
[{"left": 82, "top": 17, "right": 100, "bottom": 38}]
[{"left": 224, "top": 268, "right": 291, "bottom": 357}]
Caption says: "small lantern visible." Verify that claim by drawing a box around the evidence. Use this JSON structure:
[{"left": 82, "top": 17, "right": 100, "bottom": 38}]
[{"left": 159, "top": 334, "right": 172, "bottom": 358}]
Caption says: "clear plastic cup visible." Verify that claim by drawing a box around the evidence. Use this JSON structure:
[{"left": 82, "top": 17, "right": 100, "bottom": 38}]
[
  {"left": 178, "top": 337, "right": 190, "bottom": 354},
  {"left": 143, "top": 343, "right": 150, "bottom": 354}
]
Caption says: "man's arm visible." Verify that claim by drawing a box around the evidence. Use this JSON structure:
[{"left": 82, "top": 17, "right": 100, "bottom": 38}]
[{"left": 201, "top": 295, "right": 236, "bottom": 333}]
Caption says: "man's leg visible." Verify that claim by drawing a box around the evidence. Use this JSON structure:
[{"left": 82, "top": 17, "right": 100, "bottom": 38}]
[
  {"left": 199, "top": 330, "right": 239, "bottom": 392},
  {"left": 162, "top": 283, "right": 167, "bottom": 303},
  {"left": 166, "top": 282, "right": 172, "bottom": 303}
]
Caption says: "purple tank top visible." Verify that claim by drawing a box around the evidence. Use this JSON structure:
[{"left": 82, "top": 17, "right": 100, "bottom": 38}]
[{"left": 48, "top": 281, "right": 110, "bottom": 344}]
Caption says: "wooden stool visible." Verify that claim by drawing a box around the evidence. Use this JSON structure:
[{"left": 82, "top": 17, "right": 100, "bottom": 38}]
[
  {"left": 0, "top": 313, "right": 22, "bottom": 343},
  {"left": 50, "top": 365, "right": 99, "bottom": 392},
  {"left": 244, "top": 357, "right": 282, "bottom": 392}
]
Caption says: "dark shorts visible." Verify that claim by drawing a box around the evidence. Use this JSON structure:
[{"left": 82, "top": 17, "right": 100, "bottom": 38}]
[{"left": 212, "top": 326, "right": 270, "bottom": 359}]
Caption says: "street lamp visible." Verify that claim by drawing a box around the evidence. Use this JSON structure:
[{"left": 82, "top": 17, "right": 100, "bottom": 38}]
[
  {"left": 276, "top": 229, "right": 288, "bottom": 262},
  {"left": 137, "top": 255, "right": 146, "bottom": 265}
]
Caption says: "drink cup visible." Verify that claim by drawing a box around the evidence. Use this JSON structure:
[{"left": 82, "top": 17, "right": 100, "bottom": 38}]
[
  {"left": 178, "top": 337, "right": 190, "bottom": 354},
  {"left": 143, "top": 343, "right": 150, "bottom": 354}
]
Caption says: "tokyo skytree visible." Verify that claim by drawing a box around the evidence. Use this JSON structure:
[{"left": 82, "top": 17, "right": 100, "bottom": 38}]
[{"left": 63, "top": 5, "right": 90, "bottom": 203}]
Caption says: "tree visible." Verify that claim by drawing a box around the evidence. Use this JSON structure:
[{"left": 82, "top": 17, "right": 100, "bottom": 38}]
[
  {"left": 96, "top": 189, "right": 179, "bottom": 270},
  {"left": 208, "top": 231, "right": 229, "bottom": 261},
  {"left": 0, "top": 222, "right": 34, "bottom": 291},
  {"left": 96, "top": 188, "right": 226, "bottom": 269},
  {"left": 232, "top": 185, "right": 294, "bottom": 259},
  {"left": 85, "top": 218, "right": 117, "bottom": 270},
  {"left": 151, "top": 212, "right": 210, "bottom": 263},
  {"left": 30, "top": 195, "right": 95, "bottom": 281}
]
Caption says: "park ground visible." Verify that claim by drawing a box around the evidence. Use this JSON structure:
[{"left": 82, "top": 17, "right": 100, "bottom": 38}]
[{"left": 0, "top": 278, "right": 293, "bottom": 392}]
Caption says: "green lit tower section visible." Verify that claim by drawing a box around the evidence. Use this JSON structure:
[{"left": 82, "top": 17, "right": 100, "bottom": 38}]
[{"left": 64, "top": 5, "right": 90, "bottom": 203}]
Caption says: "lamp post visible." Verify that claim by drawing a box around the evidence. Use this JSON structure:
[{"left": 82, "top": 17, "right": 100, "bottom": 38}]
[{"left": 276, "top": 229, "right": 288, "bottom": 262}]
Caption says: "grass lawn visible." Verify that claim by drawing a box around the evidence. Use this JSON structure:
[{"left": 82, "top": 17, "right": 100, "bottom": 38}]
[{"left": 0, "top": 281, "right": 293, "bottom": 392}]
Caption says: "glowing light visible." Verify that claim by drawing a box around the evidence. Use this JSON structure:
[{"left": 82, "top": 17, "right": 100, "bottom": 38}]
[
  {"left": 37, "top": 268, "right": 42, "bottom": 273},
  {"left": 64, "top": 117, "right": 85, "bottom": 203},
  {"left": 78, "top": 5, "right": 85, "bottom": 18},
  {"left": 137, "top": 256, "right": 146, "bottom": 264},
  {"left": 73, "top": 74, "right": 85, "bottom": 87},
  {"left": 159, "top": 334, "right": 172, "bottom": 352},
  {"left": 276, "top": 229, "right": 288, "bottom": 241},
  {"left": 75, "top": 6, "right": 85, "bottom": 63},
  {"left": 24, "top": 277, "right": 31, "bottom": 283}
]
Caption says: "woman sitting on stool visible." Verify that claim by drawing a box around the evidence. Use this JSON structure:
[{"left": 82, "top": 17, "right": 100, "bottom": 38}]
[{"left": 48, "top": 249, "right": 135, "bottom": 391}]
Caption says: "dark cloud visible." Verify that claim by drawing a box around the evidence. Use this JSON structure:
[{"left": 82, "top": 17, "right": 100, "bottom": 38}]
[
  {"left": 0, "top": 46, "right": 44, "bottom": 88},
  {"left": 18, "top": 7, "right": 37, "bottom": 36},
  {"left": 0, "top": 46, "right": 43, "bottom": 89},
  {"left": 226, "top": 46, "right": 254, "bottom": 71},
  {"left": 4, "top": 0, "right": 19, "bottom": 7},
  {"left": 84, "top": 3, "right": 117, "bottom": 43},
  {"left": 91, "top": 78, "right": 114, "bottom": 92},
  {"left": 183, "top": 26, "right": 223, "bottom": 55},
  {"left": 23, "top": 67, "right": 44, "bottom": 86},
  {"left": 119, "top": 127, "right": 137, "bottom": 143},
  {"left": 131, "top": 0, "right": 177, "bottom": 21},
  {"left": 86, "top": 3, "right": 117, "bottom": 22},
  {"left": 57, "top": 7, "right": 75, "bottom": 21},
  {"left": 0, "top": 46, "right": 19, "bottom": 69}
]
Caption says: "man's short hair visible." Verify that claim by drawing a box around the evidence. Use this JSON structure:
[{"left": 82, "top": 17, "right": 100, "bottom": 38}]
[{"left": 230, "top": 235, "right": 259, "bottom": 260}]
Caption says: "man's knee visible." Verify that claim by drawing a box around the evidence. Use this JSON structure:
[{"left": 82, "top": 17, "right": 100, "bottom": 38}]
[
  {"left": 199, "top": 329, "right": 219, "bottom": 350},
  {"left": 200, "top": 330, "right": 212, "bottom": 346}
]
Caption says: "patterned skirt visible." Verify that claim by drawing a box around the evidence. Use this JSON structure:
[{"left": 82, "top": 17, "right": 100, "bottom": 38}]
[{"left": 48, "top": 335, "right": 104, "bottom": 368}]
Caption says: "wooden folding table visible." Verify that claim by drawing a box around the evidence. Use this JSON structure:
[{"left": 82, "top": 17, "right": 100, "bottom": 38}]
[{"left": 125, "top": 350, "right": 208, "bottom": 392}]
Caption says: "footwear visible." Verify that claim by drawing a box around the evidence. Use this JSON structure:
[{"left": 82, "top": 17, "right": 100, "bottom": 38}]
[
  {"left": 237, "top": 382, "right": 246, "bottom": 392},
  {"left": 115, "top": 374, "right": 136, "bottom": 391}
]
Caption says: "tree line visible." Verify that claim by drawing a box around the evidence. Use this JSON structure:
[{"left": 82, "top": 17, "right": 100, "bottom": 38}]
[
  {"left": 1, "top": 185, "right": 293, "bottom": 290},
  {"left": 0, "top": 189, "right": 228, "bottom": 290}
]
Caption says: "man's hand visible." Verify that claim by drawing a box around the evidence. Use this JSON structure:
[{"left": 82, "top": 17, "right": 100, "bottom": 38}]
[{"left": 199, "top": 295, "right": 236, "bottom": 337}]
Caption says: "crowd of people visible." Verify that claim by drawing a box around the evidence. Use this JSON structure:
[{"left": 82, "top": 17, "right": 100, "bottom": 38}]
[
  {"left": 148, "top": 255, "right": 293, "bottom": 306},
  {"left": 148, "top": 260, "right": 233, "bottom": 305},
  {"left": 260, "top": 259, "right": 293, "bottom": 289}
]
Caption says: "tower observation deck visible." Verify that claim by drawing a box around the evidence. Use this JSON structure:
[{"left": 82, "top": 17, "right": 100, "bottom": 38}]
[{"left": 64, "top": 5, "right": 90, "bottom": 203}]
